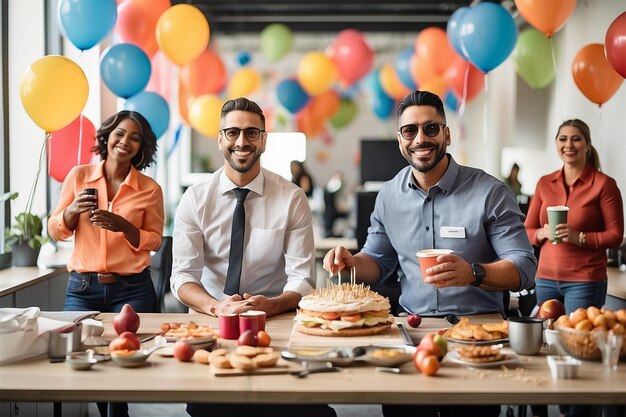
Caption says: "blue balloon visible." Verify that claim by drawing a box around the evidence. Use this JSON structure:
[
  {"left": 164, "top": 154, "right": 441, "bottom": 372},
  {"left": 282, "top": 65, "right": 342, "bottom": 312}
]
[
  {"left": 444, "top": 90, "right": 460, "bottom": 112},
  {"left": 459, "top": 3, "right": 518, "bottom": 73},
  {"left": 57, "top": 0, "right": 117, "bottom": 51},
  {"left": 276, "top": 79, "right": 310, "bottom": 114},
  {"left": 100, "top": 43, "right": 151, "bottom": 99},
  {"left": 124, "top": 92, "right": 170, "bottom": 139},
  {"left": 237, "top": 51, "right": 252, "bottom": 66},
  {"left": 366, "top": 70, "right": 395, "bottom": 119},
  {"left": 447, "top": 7, "right": 470, "bottom": 60},
  {"left": 394, "top": 48, "right": 417, "bottom": 90}
]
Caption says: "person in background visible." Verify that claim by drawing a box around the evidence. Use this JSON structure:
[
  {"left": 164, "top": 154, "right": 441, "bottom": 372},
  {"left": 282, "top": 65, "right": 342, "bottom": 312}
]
[
  {"left": 170, "top": 97, "right": 335, "bottom": 417},
  {"left": 525, "top": 119, "right": 623, "bottom": 417},
  {"left": 322, "top": 171, "right": 348, "bottom": 237},
  {"left": 290, "top": 160, "right": 314, "bottom": 198},
  {"left": 323, "top": 90, "right": 536, "bottom": 417},
  {"left": 504, "top": 162, "right": 523, "bottom": 197},
  {"left": 48, "top": 110, "right": 164, "bottom": 417}
]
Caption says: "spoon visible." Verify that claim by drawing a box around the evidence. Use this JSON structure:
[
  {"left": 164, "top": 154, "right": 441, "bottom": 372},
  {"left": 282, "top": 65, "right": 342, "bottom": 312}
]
[{"left": 110, "top": 336, "right": 167, "bottom": 367}]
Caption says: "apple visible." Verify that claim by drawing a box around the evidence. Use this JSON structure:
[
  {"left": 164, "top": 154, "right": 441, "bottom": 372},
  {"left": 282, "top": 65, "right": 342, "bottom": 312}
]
[
  {"left": 109, "top": 331, "right": 141, "bottom": 352},
  {"left": 538, "top": 299, "right": 565, "bottom": 321},
  {"left": 113, "top": 304, "right": 140, "bottom": 335},
  {"left": 413, "top": 349, "right": 440, "bottom": 376},
  {"left": 173, "top": 341, "right": 195, "bottom": 362},
  {"left": 237, "top": 330, "right": 258, "bottom": 347},
  {"left": 407, "top": 314, "right": 422, "bottom": 328},
  {"left": 417, "top": 333, "right": 446, "bottom": 360}
]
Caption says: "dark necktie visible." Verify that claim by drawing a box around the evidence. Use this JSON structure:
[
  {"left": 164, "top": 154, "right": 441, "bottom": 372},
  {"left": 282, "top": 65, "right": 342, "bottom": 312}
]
[{"left": 224, "top": 188, "right": 250, "bottom": 295}]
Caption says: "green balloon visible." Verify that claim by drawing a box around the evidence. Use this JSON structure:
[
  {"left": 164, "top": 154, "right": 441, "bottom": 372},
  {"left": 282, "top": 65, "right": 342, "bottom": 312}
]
[
  {"left": 261, "top": 23, "right": 293, "bottom": 62},
  {"left": 512, "top": 28, "right": 556, "bottom": 90},
  {"left": 330, "top": 99, "right": 358, "bottom": 129}
]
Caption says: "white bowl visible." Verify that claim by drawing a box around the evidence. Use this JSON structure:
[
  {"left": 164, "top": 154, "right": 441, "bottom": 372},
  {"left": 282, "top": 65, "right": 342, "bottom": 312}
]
[
  {"left": 546, "top": 355, "right": 581, "bottom": 379},
  {"left": 65, "top": 350, "right": 97, "bottom": 371}
]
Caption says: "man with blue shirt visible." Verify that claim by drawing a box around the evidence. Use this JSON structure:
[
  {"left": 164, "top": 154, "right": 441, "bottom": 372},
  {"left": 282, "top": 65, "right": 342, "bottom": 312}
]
[{"left": 323, "top": 90, "right": 536, "bottom": 417}]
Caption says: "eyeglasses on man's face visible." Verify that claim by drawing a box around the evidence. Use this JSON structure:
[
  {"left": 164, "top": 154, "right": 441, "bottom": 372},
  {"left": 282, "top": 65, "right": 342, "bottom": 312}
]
[
  {"left": 221, "top": 127, "right": 265, "bottom": 142},
  {"left": 399, "top": 123, "right": 446, "bottom": 140}
]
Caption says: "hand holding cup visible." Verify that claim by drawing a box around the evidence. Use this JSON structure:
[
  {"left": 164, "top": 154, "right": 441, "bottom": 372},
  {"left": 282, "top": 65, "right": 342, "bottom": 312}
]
[{"left": 547, "top": 206, "right": 569, "bottom": 244}]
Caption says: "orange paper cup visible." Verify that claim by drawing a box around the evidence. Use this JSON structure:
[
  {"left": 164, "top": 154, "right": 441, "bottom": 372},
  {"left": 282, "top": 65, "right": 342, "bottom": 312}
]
[{"left": 416, "top": 249, "right": 454, "bottom": 279}]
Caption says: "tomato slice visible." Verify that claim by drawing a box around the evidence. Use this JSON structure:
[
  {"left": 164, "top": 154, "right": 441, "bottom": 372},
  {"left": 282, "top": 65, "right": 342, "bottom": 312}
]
[
  {"left": 321, "top": 312, "right": 340, "bottom": 320},
  {"left": 340, "top": 313, "right": 363, "bottom": 322}
]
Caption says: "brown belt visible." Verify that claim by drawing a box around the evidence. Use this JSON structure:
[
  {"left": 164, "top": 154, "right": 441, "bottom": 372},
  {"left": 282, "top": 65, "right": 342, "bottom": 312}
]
[{"left": 97, "top": 273, "right": 118, "bottom": 284}]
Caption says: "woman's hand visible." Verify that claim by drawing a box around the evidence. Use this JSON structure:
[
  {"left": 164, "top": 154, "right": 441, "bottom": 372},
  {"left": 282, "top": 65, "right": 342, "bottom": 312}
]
[
  {"left": 90, "top": 209, "right": 139, "bottom": 246},
  {"left": 63, "top": 190, "right": 98, "bottom": 230},
  {"left": 554, "top": 223, "right": 578, "bottom": 245}
]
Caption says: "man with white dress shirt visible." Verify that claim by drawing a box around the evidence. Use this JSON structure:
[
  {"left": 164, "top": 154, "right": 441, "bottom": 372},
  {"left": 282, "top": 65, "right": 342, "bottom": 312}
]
[{"left": 171, "top": 97, "right": 316, "bottom": 318}]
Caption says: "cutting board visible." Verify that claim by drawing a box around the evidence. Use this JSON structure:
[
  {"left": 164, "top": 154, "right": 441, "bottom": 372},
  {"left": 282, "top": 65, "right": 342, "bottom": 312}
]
[
  {"left": 288, "top": 316, "right": 405, "bottom": 348},
  {"left": 212, "top": 359, "right": 303, "bottom": 377}
]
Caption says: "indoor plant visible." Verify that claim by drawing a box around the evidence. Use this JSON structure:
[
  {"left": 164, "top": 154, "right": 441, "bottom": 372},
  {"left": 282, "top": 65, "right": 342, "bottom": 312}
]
[{"left": 2, "top": 191, "right": 48, "bottom": 267}]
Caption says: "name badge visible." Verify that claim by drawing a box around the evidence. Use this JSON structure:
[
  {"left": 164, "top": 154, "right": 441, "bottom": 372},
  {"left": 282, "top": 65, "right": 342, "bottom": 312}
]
[{"left": 440, "top": 226, "right": 465, "bottom": 239}]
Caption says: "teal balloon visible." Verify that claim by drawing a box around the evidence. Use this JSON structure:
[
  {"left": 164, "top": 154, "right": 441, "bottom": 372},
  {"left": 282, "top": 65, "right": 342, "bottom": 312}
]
[
  {"left": 261, "top": 23, "right": 293, "bottom": 62},
  {"left": 330, "top": 98, "right": 358, "bottom": 129},
  {"left": 100, "top": 43, "right": 151, "bottom": 99},
  {"left": 512, "top": 28, "right": 555, "bottom": 90},
  {"left": 124, "top": 92, "right": 169, "bottom": 139},
  {"left": 58, "top": 0, "right": 117, "bottom": 51}
]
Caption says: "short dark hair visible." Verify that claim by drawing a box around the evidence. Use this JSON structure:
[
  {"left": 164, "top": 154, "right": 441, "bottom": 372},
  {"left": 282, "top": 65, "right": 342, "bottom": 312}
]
[
  {"left": 397, "top": 90, "right": 446, "bottom": 123},
  {"left": 221, "top": 97, "right": 265, "bottom": 128},
  {"left": 92, "top": 110, "right": 157, "bottom": 171}
]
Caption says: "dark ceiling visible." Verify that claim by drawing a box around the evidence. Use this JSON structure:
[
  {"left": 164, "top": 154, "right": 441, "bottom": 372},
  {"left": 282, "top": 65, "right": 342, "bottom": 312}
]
[{"left": 171, "top": 0, "right": 512, "bottom": 34}]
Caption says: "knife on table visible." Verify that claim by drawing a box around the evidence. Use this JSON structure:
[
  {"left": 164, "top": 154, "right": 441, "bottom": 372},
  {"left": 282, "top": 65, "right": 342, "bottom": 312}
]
[{"left": 396, "top": 323, "right": 415, "bottom": 346}]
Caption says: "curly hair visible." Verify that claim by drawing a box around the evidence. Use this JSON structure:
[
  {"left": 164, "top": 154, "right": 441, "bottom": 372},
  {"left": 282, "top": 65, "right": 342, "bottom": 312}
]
[{"left": 91, "top": 110, "right": 157, "bottom": 171}]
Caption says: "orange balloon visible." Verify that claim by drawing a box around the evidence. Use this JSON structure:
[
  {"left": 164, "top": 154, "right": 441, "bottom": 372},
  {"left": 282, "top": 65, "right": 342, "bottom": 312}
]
[
  {"left": 414, "top": 27, "right": 455, "bottom": 76},
  {"left": 313, "top": 90, "right": 341, "bottom": 119},
  {"left": 514, "top": 0, "right": 576, "bottom": 38},
  {"left": 572, "top": 43, "right": 623, "bottom": 106},
  {"left": 409, "top": 54, "right": 437, "bottom": 87},
  {"left": 420, "top": 77, "right": 447, "bottom": 99},
  {"left": 180, "top": 49, "right": 227, "bottom": 97},
  {"left": 444, "top": 56, "right": 485, "bottom": 102},
  {"left": 380, "top": 64, "right": 411, "bottom": 100},
  {"left": 178, "top": 77, "right": 192, "bottom": 125},
  {"left": 297, "top": 102, "right": 325, "bottom": 138}
]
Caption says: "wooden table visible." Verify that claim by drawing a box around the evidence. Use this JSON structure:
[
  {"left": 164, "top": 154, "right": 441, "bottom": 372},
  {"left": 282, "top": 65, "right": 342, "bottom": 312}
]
[{"left": 1, "top": 313, "right": 625, "bottom": 406}]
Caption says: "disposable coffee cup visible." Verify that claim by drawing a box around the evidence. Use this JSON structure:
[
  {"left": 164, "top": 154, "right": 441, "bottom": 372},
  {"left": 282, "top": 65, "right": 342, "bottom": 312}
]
[
  {"left": 416, "top": 249, "right": 454, "bottom": 279},
  {"left": 508, "top": 317, "right": 544, "bottom": 355},
  {"left": 547, "top": 206, "right": 569, "bottom": 244}
]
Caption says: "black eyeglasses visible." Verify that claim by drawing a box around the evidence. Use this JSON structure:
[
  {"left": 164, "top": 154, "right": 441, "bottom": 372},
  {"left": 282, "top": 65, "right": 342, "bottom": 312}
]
[
  {"left": 221, "top": 127, "right": 265, "bottom": 142},
  {"left": 399, "top": 123, "right": 446, "bottom": 140}
]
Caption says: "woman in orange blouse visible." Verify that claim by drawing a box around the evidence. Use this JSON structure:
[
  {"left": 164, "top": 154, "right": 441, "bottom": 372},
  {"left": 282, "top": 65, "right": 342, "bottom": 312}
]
[
  {"left": 525, "top": 119, "right": 624, "bottom": 315},
  {"left": 49, "top": 110, "right": 164, "bottom": 315}
]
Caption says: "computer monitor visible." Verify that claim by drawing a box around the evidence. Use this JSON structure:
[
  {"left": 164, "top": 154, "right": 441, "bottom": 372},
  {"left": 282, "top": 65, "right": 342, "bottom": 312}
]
[{"left": 360, "top": 139, "right": 408, "bottom": 189}]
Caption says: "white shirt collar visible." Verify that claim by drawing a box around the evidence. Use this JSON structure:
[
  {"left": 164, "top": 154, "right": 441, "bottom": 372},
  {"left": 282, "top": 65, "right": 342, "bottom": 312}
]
[{"left": 218, "top": 168, "right": 265, "bottom": 197}]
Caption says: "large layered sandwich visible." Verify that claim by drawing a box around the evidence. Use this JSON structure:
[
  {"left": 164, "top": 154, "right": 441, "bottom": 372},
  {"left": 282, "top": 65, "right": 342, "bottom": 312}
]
[{"left": 295, "top": 283, "right": 392, "bottom": 336}]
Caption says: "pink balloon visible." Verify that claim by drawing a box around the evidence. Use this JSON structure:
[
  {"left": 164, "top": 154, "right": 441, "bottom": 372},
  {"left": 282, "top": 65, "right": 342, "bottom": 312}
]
[
  {"left": 146, "top": 50, "right": 176, "bottom": 102},
  {"left": 329, "top": 34, "right": 373, "bottom": 86},
  {"left": 605, "top": 11, "right": 626, "bottom": 79},
  {"left": 48, "top": 115, "right": 96, "bottom": 182},
  {"left": 444, "top": 55, "right": 485, "bottom": 102}
]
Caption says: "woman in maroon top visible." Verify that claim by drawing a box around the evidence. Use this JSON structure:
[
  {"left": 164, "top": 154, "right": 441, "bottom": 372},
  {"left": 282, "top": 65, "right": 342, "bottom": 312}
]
[{"left": 525, "top": 119, "right": 624, "bottom": 314}]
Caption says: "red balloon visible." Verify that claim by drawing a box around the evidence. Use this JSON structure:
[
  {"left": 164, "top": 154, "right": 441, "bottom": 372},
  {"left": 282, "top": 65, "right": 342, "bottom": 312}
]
[
  {"left": 605, "top": 11, "right": 626, "bottom": 79},
  {"left": 115, "top": 0, "right": 158, "bottom": 57},
  {"left": 444, "top": 55, "right": 485, "bottom": 102},
  {"left": 572, "top": 43, "right": 623, "bottom": 106},
  {"left": 180, "top": 49, "right": 227, "bottom": 97},
  {"left": 48, "top": 115, "right": 96, "bottom": 182},
  {"left": 328, "top": 33, "right": 373, "bottom": 86}
]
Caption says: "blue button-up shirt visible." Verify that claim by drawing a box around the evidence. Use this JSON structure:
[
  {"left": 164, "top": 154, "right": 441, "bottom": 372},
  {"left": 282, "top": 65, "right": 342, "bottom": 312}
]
[{"left": 361, "top": 155, "right": 536, "bottom": 316}]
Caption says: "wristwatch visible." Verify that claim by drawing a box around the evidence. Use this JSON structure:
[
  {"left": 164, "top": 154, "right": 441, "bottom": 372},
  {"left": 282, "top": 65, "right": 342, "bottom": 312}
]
[{"left": 470, "top": 262, "right": 486, "bottom": 287}]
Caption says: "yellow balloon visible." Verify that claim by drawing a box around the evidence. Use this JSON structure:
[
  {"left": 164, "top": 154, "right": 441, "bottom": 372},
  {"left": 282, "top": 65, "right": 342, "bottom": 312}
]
[
  {"left": 297, "top": 52, "right": 338, "bottom": 96},
  {"left": 156, "top": 4, "right": 210, "bottom": 66},
  {"left": 227, "top": 68, "right": 261, "bottom": 99},
  {"left": 19, "top": 55, "right": 89, "bottom": 132},
  {"left": 380, "top": 64, "right": 411, "bottom": 101},
  {"left": 189, "top": 95, "right": 223, "bottom": 138}
]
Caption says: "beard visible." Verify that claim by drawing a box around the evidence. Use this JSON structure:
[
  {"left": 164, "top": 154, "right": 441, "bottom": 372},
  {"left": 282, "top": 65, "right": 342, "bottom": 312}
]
[
  {"left": 402, "top": 141, "right": 447, "bottom": 173},
  {"left": 224, "top": 144, "right": 262, "bottom": 173}
]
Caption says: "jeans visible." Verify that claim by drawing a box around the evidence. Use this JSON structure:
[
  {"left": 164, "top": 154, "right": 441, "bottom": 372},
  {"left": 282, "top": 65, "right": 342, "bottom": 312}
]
[
  {"left": 535, "top": 278, "right": 607, "bottom": 314},
  {"left": 64, "top": 269, "right": 156, "bottom": 313}
]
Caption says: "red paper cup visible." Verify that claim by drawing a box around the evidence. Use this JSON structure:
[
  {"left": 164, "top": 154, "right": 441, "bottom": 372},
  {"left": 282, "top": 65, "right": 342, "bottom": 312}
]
[
  {"left": 239, "top": 313, "right": 260, "bottom": 335},
  {"left": 245, "top": 310, "right": 266, "bottom": 331},
  {"left": 218, "top": 313, "right": 240, "bottom": 339},
  {"left": 416, "top": 249, "right": 454, "bottom": 279}
]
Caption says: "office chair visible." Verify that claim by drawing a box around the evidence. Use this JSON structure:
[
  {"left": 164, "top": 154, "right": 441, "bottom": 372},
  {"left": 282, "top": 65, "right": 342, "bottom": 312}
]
[{"left": 150, "top": 236, "right": 173, "bottom": 313}]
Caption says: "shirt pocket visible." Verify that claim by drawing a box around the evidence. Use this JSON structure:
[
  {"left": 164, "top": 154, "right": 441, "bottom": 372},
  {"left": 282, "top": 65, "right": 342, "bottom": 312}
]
[{"left": 246, "top": 228, "right": 285, "bottom": 275}]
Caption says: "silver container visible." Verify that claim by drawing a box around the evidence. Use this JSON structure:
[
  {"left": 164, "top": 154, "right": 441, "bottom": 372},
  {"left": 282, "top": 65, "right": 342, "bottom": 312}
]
[
  {"left": 48, "top": 323, "right": 82, "bottom": 359},
  {"left": 508, "top": 317, "right": 544, "bottom": 355}
]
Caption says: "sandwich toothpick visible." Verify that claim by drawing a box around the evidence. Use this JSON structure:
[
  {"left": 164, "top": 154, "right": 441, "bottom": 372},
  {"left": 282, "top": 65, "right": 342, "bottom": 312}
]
[
  {"left": 338, "top": 269, "right": 342, "bottom": 286},
  {"left": 351, "top": 267, "right": 356, "bottom": 286}
]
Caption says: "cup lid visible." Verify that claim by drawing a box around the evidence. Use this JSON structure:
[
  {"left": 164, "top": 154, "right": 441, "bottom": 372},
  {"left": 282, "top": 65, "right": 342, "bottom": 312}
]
[{"left": 416, "top": 249, "right": 454, "bottom": 257}]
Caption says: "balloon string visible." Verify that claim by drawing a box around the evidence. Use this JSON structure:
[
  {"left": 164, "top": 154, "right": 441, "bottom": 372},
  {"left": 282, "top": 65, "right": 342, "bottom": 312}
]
[
  {"left": 483, "top": 74, "right": 489, "bottom": 146},
  {"left": 549, "top": 38, "right": 562, "bottom": 121},
  {"left": 77, "top": 114, "right": 83, "bottom": 166},
  {"left": 457, "top": 61, "right": 470, "bottom": 133}
]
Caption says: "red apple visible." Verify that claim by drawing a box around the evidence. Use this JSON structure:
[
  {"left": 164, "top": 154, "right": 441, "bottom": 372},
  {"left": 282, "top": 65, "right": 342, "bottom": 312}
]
[
  {"left": 407, "top": 314, "right": 422, "bottom": 328},
  {"left": 113, "top": 304, "right": 141, "bottom": 335},
  {"left": 109, "top": 331, "right": 141, "bottom": 352},
  {"left": 417, "top": 333, "right": 447, "bottom": 360},
  {"left": 173, "top": 341, "right": 195, "bottom": 362},
  {"left": 237, "top": 330, "right": 258, "bottom": 347},
  {"left": 538, "top": 299, "right": 565, "bottom": 321}
]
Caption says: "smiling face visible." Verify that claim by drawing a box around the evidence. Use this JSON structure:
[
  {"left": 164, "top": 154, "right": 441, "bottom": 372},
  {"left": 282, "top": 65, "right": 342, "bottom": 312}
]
[
  {"left": 397, "top": 105, "right": 450, "bottom": 177},
  {"left": 555, "top": 125, "right": 588, "bottom": 168},
  {"left": 218, "top": 110, "right": 266, "bottom": 184},
  {"left": 107, "top": 118, "right": 142, "bottom": 164}
]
